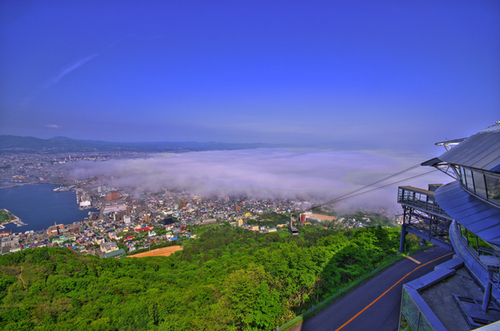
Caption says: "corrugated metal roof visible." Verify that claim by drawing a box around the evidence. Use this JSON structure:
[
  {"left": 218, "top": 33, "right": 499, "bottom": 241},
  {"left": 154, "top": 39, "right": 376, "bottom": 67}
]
[
  {"left": 437, "top": 130, "right": 500, "bottom": 172},
  {"left": 435, "top": 181, "right": 500, "bottom": 246}
]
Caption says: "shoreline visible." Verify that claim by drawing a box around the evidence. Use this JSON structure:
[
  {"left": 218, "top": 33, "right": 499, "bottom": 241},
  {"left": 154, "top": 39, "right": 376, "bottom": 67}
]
[
  {"left": 0, "top": 184, "right": 95, "bottom": 233},
  {"left": 0, "top": 208, "right": 21, "bottom": 226},
  {"left": 0, "top": 182, "right": 60, "bottom": 190}
]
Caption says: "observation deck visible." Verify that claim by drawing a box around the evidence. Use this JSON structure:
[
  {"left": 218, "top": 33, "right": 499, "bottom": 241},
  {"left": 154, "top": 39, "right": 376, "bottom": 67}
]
[
  {"left": 397, "top": 186, "right": 452, "bottom": 220},
  {"left": 398, "top": 185, "right": 453, "bottom": 252}
]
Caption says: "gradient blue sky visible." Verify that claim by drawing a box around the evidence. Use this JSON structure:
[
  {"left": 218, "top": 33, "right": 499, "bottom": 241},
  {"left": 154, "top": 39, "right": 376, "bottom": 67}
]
[{"left": 1, "top": 1, "right": 499, "bottom": 155}]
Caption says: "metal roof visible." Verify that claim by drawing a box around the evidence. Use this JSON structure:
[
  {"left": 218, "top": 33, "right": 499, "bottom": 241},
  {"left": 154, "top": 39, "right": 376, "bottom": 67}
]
[
  {"left": 436, "top": 128, "right": 500, "bottom": 172},
  {"left": 421, "top": 157, "right": 441, "bottom": 167},
  {"left": 435, "top": 138, "right": 467, "bottom": 146},
  {"left": 399, "top": 186, "right": 436, "bottom": 195},
  {"left": 434, "top": 181, "right": 500, "bottom": 246}
]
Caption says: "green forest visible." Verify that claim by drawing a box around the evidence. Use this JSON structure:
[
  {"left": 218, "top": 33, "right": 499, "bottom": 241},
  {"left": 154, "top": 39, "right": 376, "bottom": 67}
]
[{"left": 0, "top": 225, "right": 419, "bottom": 330}]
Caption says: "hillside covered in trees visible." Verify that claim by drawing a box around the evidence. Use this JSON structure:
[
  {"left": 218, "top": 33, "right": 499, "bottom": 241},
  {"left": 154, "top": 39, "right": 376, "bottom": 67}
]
[{"left": 0, "top": 225, "right": 417, "bottom": 330}]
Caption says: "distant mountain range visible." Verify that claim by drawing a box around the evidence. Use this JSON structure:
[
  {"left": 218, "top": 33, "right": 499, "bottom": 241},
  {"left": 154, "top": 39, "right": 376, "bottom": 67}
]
[{"left": 0, "top": 135, "right": 283, "bottom": 153}]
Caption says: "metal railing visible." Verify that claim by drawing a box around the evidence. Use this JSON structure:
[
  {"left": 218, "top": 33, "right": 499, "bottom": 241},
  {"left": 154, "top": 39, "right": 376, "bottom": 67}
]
[
  {"left": 397, "top": 187, "right": 452, "bottom": 220},
  {"left": 450, "top": 221, "right": 500, "bottom": 300}
]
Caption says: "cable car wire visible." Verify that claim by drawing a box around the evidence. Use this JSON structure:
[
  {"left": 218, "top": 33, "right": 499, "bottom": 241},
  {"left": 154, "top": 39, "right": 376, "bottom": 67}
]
[{"left": 312, "top": 163, "right": 435, "bottom": 209}]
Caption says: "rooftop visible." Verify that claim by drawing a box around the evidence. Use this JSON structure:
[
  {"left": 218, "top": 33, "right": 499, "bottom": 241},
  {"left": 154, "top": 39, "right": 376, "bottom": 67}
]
[
  {"left": 432, "top": 122, "right": 500, "bottom": 172},
  {"left": 420, "top": 266, "right": 484, "bottom": 331}
]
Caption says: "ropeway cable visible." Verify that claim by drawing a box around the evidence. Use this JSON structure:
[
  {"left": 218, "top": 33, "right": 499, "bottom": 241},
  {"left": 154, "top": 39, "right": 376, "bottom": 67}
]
[
  {"left": 312, "top": 164, "right": 434, "bottom": 209},
  {"left": 316, "top": 169, "right": 437, "bottom": 206},
  {"left": 312, "top": 163, "right": 421, "bottom": 208},
  {"left": 313, "top": 169, "right": 436, "bottom": 208}
]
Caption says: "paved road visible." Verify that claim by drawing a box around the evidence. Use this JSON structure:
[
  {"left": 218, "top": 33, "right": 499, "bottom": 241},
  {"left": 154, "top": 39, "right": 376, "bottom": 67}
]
[{"left": 289, "top": 246, "right": 453, "bottom": 331}]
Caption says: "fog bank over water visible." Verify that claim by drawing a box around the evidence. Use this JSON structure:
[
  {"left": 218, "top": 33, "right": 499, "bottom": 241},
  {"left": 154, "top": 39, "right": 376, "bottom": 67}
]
[{"left": 65, "top": 149, "right": 450, "bottom": 212}]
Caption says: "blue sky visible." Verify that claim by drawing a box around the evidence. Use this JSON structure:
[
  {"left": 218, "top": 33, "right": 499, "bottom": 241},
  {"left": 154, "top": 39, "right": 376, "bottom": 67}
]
[{"left": 1, "top": 1, "right": 499, "bottom": 155}]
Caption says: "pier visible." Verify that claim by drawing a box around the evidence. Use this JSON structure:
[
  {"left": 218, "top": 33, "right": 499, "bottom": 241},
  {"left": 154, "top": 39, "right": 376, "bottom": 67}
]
[{"left": 0, "top": 209, "right": 26, "bottom": 228}]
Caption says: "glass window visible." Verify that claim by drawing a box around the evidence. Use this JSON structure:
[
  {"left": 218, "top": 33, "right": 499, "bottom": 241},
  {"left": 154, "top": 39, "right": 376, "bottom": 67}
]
[
  {"left": 464, "top": 168, "right": 474, "bottom": 190},
  {"left": 460, "top": 167, "right": 467, "bottom": 187},
  {"left": 419, "top": 193, "right": 427, "bottom": 202},
  {"left": 486, "top": 174, "right": 500, "bottom": 204},
  {"left": 473, "top": 172, "right": 487, "bottom": 198},
  {"left": 399, "top": 314, "right": 413, "bottom": 331},
  {"left": 417, "top": 315, "right": 434, "bottom": 331},
  {"left": 402, "top": 290, "right": 419, "bottom": 330},
  {"left": 452, "top": 165, "right": 460, "bottom": 179}
]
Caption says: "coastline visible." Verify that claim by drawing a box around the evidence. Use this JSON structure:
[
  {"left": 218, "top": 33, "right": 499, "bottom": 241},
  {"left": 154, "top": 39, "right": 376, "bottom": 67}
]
[
  {"left": 0, "top": 208, "right": 21, "bottom": 228},
  {"left": 0, "top": 181, "right": 60, "bottom": 190},
  {"left": 0, "top": 184, "right": 94, "bottom": 232}
]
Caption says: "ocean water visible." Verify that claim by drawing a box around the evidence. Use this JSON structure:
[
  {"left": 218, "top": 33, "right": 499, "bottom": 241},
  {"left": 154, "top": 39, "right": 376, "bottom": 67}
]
[{"left": 0, "top": 184, "right": 96, "bottom": 233}]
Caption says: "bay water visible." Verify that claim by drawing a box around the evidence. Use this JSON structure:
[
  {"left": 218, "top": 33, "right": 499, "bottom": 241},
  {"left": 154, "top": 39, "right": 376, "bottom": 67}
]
[{"left": 0, "top": 184, "right": 96, "bottom": 233}]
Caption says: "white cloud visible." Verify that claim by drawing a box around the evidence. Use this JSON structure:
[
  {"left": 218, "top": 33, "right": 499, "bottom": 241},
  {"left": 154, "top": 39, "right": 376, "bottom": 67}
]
[
  {"left": 64, "top": 149, "right": 451, "bottom": 212},
  {"left": 22, "top": 53, "right": 100, "bottom": 107}
]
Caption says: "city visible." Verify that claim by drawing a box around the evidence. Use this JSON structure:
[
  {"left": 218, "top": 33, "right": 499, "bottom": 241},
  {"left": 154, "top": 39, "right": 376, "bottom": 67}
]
[
  {"left": 1, "top": 1, "right": 498, "bottom": 330},
  {"left": 0, "top": 150, "right": 398, "bottom": 258}
]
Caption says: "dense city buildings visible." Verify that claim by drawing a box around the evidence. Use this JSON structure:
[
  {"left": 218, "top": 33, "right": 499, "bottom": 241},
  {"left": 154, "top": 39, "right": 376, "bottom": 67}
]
[
  {"left": 0, "top": 148, "right": 397, "bottom": 258},
  {"left": 0, "top": 151, "right": 149, "bottom": 188}
]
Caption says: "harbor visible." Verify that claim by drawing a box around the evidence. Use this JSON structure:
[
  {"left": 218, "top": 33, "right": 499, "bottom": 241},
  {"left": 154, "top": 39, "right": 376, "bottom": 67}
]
[
  {"left": 0, "top": 209, "right": 26, "bottom": 229},
  {"left": 54, "top": 185, "right": 74, "bottom": 192},
  {"left": 0, "top": 184, "right": 96, "bottom": 232}
]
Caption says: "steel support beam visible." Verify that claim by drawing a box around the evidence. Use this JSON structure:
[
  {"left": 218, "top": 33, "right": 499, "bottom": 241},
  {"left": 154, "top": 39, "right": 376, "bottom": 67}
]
[
  {"left": 399, "top": 223, "right": 407, "bottom": 253},
  {"left": 405, "top": 227, "right": 452, "bottom": 250}
]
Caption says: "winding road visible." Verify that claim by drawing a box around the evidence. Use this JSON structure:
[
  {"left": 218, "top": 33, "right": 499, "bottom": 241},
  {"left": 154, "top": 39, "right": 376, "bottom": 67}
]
[{"left": 289, "top": 246, "right": 453, "bottom": 331}]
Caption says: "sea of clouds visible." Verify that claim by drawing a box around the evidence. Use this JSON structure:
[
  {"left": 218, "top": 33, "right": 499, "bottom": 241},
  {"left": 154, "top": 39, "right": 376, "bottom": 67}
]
[{"left": 64, "top": 149, "right": 451, "bottom": 213}]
